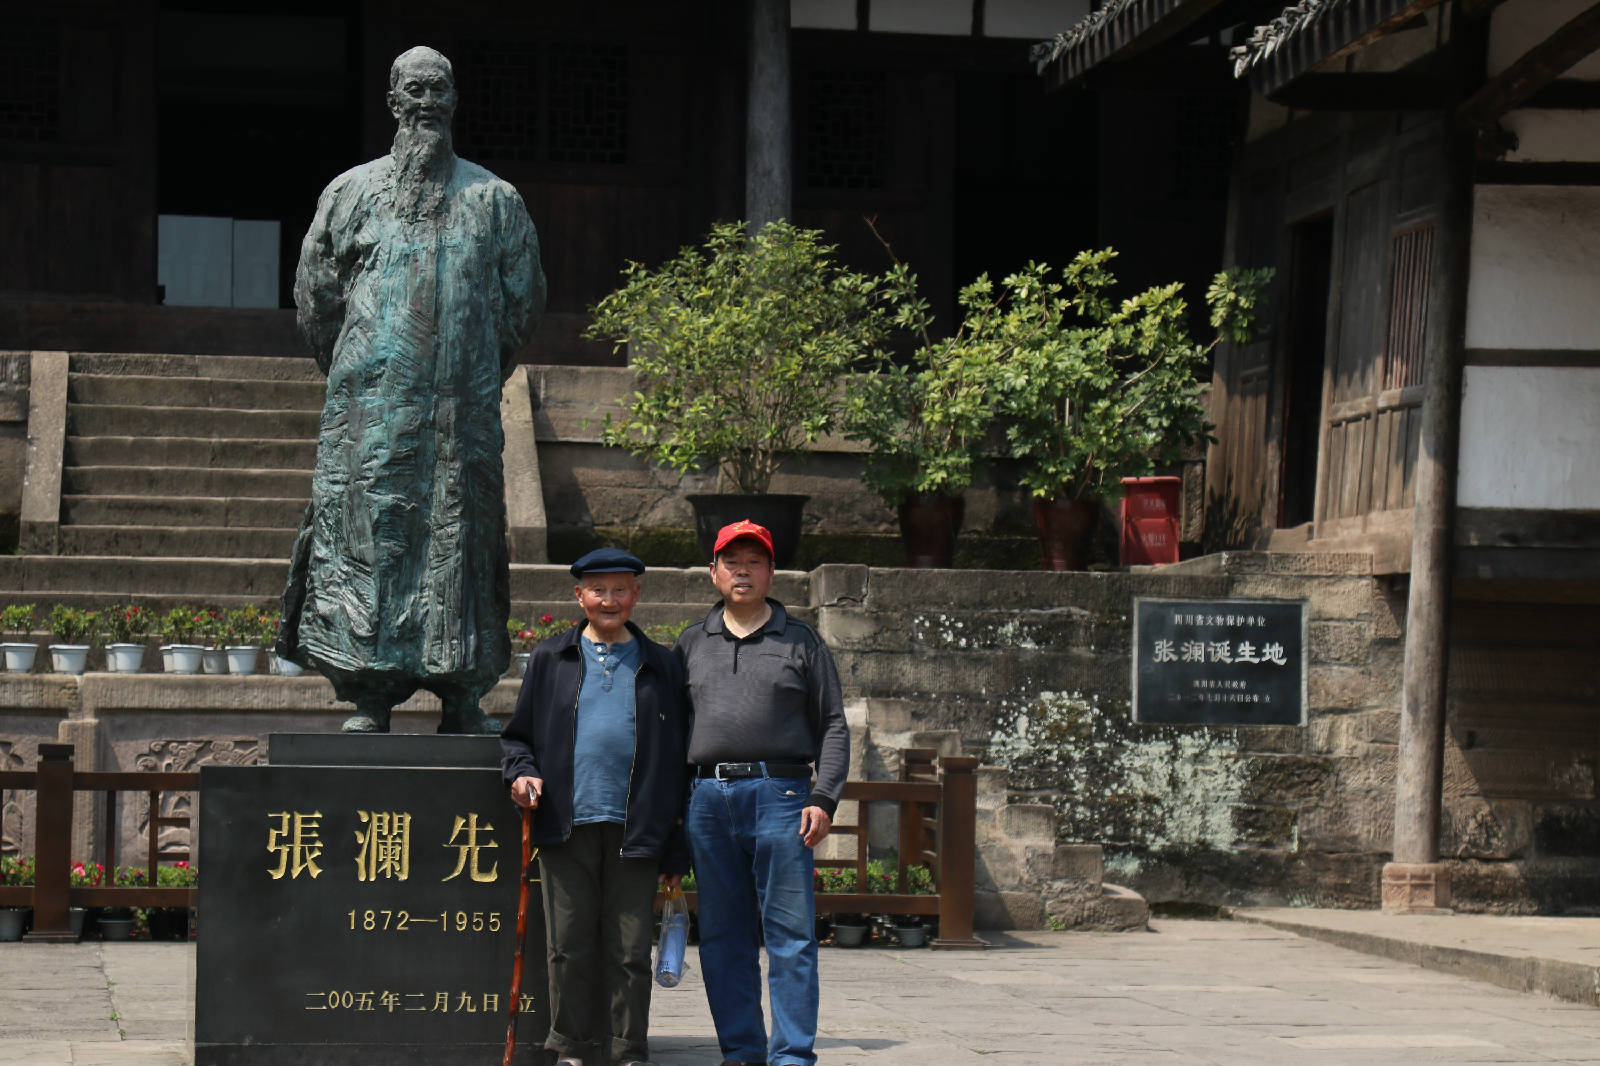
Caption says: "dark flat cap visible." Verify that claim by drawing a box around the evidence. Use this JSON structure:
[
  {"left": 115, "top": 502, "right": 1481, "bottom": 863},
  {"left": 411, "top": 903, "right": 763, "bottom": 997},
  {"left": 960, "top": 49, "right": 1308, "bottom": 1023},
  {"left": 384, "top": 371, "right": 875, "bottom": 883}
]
[{"left": 569, "top": 547, "right": 645, "bottom": 578}]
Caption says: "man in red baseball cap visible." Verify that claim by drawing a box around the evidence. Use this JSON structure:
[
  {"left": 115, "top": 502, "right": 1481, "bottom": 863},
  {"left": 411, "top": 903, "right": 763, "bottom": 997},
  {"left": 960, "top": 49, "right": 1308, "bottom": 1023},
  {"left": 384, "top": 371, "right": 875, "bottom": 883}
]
[{"left": 673, "top": 520, "right": 849, "bottom": 1066}]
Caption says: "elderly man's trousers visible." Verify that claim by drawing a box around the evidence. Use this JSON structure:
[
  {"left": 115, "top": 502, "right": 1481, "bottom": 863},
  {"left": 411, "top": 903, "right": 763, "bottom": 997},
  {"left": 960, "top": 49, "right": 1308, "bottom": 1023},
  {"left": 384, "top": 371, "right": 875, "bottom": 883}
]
[{"left": 537, "top": 821, "right": 659, "bottom": 1063}]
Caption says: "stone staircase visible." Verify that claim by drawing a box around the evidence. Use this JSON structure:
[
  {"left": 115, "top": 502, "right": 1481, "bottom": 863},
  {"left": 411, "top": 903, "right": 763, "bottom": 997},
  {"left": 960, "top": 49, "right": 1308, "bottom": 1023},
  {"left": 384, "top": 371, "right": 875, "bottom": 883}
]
[{"left": 0, "top": 350, "right": 783, "bottom": 637}]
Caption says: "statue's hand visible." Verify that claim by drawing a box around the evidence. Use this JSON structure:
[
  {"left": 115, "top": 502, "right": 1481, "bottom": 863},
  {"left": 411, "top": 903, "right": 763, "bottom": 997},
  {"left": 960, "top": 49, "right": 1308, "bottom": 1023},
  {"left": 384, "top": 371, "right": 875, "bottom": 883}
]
[{"left": 511, "top": 776, "right": 543, "bottom": 809}]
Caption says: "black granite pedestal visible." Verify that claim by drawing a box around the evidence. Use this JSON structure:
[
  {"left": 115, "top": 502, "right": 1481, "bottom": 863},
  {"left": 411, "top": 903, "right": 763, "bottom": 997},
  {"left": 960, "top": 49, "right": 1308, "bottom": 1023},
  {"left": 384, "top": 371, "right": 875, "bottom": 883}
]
[{"left": 194, "top": 734, "right": 550, "bottom": 1065}]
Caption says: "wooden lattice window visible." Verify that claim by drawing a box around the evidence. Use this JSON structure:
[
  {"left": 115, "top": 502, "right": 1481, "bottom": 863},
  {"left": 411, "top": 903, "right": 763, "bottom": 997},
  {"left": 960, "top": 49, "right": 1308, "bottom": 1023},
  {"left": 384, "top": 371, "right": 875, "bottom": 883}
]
[
  {"left": 0, "top": 16, "right": 60, "bottom": 143},
  {"left": 1382, "top": 225, "right": 1432, "bottom": 390},
  {"left": 548, "top": 44, "right": 629, "bottom": 165},
  {"left": 805, "top": 68, "right": 887, "bottom": 190},
  {"left": 454, "top": 39, "right": 541, "bottom": 163}
]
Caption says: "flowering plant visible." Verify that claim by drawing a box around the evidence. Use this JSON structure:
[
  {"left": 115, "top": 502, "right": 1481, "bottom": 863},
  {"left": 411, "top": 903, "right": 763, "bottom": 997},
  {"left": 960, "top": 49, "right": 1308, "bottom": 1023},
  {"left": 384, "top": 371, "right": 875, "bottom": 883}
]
[
  {"left": 512, "top": 614, "right": 578, "bottom": 652},
  {"left": 195, "top": 608, "right": 225, "bottom": 649},
  {"left": 1, "top": 854, "right": 35, "bottom": 885},
  {"left": 225, "top": 605, "right": 276, "bottom": 646},
  {"left": 49, "top": 606, "right": 100, "bottom": 646},
  {"left": 644, "top": 620, "right": 693, "bottom": 645},
  {"left": 1, "top": 604, "right": 36, "bottom": 638},
  {"left": 69, "top": 860, "right": 105, "bottom": 887},
  {"left": 161, "top": 607, "right": 200, "bottom": 645},
  {"left": 103, "top": 604, "right": 155, "bottom": 645},
  {"left": 158, "top": 861, "right": 198, "bottom": 887}
]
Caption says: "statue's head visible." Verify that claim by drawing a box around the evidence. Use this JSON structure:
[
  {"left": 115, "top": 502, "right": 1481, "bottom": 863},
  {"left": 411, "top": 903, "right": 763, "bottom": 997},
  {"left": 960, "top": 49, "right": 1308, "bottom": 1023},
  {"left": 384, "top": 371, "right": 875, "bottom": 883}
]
[{"left": 387, "top": 47, "right": 456, "bottom": 136}]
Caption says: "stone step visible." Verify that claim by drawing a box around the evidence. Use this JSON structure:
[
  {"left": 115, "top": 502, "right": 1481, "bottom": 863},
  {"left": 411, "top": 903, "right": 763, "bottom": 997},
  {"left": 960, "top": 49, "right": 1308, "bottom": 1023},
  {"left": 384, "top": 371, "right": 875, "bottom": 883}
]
[
  {"left": 67, "top": 353, "right": 324, "bottom": 382},
  {"left": 67, "top": 403, "right": 320, "bottom": 440},
  {"left": 58, "top": 525, "right": 299, "bottom": 558},
  {"left": 0, "top": 556, "right": 811, "bottom": 607},
  {"left": 68, "top": 373, "right": 325, "bottom": 411},
  {"left": 66, "top": 435, "right": 318, "bottom": 470},
  {"left": 62, "top": 465, "right": 312, "bottom": 499},
  {"left": 61, "top": 494, "right": 308, "bottom": 528}
]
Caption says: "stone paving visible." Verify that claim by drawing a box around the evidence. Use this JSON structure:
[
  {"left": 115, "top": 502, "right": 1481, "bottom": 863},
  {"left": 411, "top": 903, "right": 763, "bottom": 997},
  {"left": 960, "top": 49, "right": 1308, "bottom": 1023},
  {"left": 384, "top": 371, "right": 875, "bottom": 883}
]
[{"left": 3, "top": 921, "right": 1600, "bottom": 1065}]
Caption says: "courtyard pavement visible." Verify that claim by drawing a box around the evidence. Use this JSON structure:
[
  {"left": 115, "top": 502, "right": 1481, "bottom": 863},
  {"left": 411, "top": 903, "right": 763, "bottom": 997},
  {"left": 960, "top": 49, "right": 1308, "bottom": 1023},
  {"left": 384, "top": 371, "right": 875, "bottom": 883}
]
[{"left": 2, "top": 914, "right": 1598, "bottom": 1065}]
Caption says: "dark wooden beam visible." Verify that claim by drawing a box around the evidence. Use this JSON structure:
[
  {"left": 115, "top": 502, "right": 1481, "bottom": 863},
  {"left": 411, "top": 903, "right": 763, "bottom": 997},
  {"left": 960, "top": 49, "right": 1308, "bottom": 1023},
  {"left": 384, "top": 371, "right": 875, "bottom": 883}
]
[
  {"left": 1459, "top": 0, "right": 1512, "bottom": 18},
  {"left": 1458, "top": 1, "right": 1600, "bottom": 129},
  {"left": 1268, "top": 71, "right": 1454, "bottom": 109},
  {"left": 1524, "top": 77, "right": 1600, "bottom": 109},
  {"left": 1476, "top": 160, "right": 1600, "bottom": 185}
]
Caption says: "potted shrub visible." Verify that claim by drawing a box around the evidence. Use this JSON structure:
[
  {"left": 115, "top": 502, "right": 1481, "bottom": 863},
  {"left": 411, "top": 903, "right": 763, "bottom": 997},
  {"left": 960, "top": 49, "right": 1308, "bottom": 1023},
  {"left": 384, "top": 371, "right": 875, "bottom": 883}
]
[
  {"left": 844, "top": 274, "right": 1001, "bottom": 567},
  {"left": 148, "top": 861, "right": 197, "bottom": 940},
  {"left": 586, "top": 220, "right": 914, "bottom": 567},
  {"left": 67, "top": 860, "right": 102, "bottom": 938},
  {"left": 196, "top": 609, "right": 227, "bottom": 674},
  {"left": 48, "top": 606, "right": 99, "bottom": 675},
  {"left": 100, "top": 866, "right": 144, "bottom": 940},
  {"left": 815, "top": 866, "right": 869, "bottom": 947},
  {"left": 988, "top": 252, "right": 1271, "bottom": 569},
  {"left": 263, "top": 609, "right": 301, "bottom": 676},
  {"left": 888, "top": 862, "right": 936, "bottom": 948},
  {"left": 511, "top": 614, "right": 579, "bottom": 677},
  {"left": 0, "top": 854, "right": 34, "bottom": 941},
  {"left": 224, "top": 604, "right": 272, "bottom": 675},
  {"left": 0, "top": 604, "right": 38, "bottom": 673},
  {"left": 102, "top": 604, "right": 154, "bottom": 673},
  {"left": 161, "top": 607, "right": 204, "bottom": 674}
]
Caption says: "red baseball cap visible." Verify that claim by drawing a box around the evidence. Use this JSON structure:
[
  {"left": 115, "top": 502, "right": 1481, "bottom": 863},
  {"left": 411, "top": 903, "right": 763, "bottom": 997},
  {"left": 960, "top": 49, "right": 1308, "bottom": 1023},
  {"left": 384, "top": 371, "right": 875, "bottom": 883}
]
[{"left": 712, "top": 519, "right": 774, "bottom": 560}]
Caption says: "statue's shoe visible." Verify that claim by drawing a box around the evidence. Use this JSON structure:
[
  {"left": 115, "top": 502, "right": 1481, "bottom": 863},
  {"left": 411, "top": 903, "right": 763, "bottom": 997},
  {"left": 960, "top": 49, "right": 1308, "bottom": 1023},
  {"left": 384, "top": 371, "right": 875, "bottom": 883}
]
[{"left": 341, "top": 712, "right": 391, "bottom": 733}]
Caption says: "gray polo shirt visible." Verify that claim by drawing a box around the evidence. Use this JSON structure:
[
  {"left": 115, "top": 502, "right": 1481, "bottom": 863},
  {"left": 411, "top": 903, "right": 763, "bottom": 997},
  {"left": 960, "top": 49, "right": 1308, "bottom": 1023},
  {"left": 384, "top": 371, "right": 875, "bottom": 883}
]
[{"left": 674, "top": 599, "right": 849, "bottom": 816}]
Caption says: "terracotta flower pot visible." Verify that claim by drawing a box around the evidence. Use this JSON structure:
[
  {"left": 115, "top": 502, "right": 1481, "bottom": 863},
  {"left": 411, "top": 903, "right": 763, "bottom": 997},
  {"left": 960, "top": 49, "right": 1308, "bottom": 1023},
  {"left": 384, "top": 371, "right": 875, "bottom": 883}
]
[{"left": 1033, "top": 497, "right": 1100, "bottom": 571}]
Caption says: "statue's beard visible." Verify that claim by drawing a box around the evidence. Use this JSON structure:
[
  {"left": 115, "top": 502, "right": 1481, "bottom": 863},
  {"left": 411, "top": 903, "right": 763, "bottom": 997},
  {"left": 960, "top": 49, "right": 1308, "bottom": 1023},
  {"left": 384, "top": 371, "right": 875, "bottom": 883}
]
[{"left": 390, "top": 125, "right": 453, "bottom": 220}]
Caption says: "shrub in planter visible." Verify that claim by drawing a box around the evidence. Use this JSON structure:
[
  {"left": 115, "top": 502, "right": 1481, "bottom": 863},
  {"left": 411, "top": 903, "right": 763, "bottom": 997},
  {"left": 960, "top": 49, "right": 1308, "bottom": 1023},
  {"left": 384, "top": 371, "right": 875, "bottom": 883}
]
[
  {"left": 587, "top": 220, "right": 917, "bottom": 565},
  {"left": 102, "top": 604, "right": 155, "bottom": 673},
  {"left": 985, "top": 253, "right": 1271, "bottom": 569},
  {"left": 48, "top": 606, "right": 100, "bottom": 675},
  {"left": 0, "top": 604, "right": 38, "bottom": 673}
]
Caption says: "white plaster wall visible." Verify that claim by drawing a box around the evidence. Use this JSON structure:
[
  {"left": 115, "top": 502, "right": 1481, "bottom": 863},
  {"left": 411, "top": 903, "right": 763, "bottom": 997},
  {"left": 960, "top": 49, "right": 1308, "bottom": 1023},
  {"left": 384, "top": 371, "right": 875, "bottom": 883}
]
[
  {"left": 986, "top": 0, "right": 1091, "bottom": 40},
  {"left": 791, "top": 0, "right": 856, "bottom": 31},
  {"left": 1491, "top": 0, "right": 1600, "bottom": 80},
  {"left": 870, "top": 0, "right": 971, "bottom": 35},
  {"left": 1466, "top": 184, "right": 1600, "bottom": 351},
  {"left": 1503, "top": 109, "right": 1600, "bottom": 162},
  {"left": 1458, "top": 366, "right": 1600, "bottom": 509}
]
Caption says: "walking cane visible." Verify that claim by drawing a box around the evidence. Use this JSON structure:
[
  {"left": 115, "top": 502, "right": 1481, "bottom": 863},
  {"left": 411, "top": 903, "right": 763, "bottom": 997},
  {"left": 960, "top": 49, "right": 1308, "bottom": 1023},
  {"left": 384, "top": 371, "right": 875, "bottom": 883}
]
[{"left": 503, "top": 803, "right": 534, "bottom": 1066}]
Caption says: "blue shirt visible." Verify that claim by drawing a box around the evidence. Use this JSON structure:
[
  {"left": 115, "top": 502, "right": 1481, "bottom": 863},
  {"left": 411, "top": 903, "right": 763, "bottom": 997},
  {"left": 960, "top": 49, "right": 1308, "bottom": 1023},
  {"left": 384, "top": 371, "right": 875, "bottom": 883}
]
[{"left": 571, "top": 635, "right": 640, "bottom": 825}]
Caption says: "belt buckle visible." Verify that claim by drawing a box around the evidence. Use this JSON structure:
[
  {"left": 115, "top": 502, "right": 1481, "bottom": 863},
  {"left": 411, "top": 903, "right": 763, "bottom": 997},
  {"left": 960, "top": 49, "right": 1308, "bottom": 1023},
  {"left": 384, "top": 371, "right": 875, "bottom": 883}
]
[{"left": 716, "top": 761, "right": 754, "bottom": 780}]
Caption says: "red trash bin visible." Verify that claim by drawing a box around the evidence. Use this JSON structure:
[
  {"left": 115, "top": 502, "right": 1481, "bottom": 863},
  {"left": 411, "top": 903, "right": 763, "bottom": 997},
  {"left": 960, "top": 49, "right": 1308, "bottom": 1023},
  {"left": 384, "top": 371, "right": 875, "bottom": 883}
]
[{"left": 1119, "top": 476, "right": 1181, "bottom": 566}]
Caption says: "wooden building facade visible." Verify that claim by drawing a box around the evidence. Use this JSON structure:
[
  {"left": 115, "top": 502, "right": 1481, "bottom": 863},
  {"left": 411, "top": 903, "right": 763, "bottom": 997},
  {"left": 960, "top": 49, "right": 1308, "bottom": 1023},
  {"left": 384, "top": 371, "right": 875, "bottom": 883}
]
[{"left": 1041, "top": 0, "right": 1600, "bottom": 914}]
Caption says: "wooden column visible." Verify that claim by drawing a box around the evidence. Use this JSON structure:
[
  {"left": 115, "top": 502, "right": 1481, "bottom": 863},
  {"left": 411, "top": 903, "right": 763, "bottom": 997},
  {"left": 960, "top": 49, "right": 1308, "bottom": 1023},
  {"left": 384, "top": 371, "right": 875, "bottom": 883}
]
[
  {"left": 931, "top": 756, "right": 986, "bottom": 949},
  {"left": 745, "top": 0, "right": 791, "bottom": 230},
  {"left": 1384, "top": 132, "right": 1473, "bottom": 914},
  {"left": 26, "top": 744, "right": 77, "bottom": 941}
]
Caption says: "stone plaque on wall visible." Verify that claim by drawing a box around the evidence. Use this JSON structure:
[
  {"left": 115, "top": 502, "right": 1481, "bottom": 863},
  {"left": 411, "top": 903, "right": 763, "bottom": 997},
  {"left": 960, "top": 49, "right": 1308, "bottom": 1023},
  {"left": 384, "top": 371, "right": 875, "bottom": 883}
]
[
  {"left": 1132, "top": 598, "right": 1306, "bottom": 726},
  {"left": 195, "top": 741, "right": 546, "bottom": 1065}
]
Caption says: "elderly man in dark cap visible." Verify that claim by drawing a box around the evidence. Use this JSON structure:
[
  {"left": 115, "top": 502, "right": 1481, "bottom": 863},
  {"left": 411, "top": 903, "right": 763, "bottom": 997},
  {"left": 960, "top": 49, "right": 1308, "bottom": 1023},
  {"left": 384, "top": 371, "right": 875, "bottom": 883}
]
[{"left": 501, "top": 548, "right": 689, "bottom": 1066}]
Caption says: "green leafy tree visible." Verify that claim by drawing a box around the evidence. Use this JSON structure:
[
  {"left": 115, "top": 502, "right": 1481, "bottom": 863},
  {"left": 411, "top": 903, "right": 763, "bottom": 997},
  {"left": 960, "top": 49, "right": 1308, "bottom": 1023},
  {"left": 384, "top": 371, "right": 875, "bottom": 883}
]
[
  {"left": 587, "top": 220, "right": 914, "bottom": 494},
  {"left": 982, "top": 251, "right": 1272, "bottom": 501}
]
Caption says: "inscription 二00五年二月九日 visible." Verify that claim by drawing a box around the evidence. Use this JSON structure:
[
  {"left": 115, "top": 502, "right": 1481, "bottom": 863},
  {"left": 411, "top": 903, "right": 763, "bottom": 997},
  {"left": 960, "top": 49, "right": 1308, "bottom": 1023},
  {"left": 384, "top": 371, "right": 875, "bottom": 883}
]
[{"left": 346, "top": 908, "right": 505, "bottom": 933}]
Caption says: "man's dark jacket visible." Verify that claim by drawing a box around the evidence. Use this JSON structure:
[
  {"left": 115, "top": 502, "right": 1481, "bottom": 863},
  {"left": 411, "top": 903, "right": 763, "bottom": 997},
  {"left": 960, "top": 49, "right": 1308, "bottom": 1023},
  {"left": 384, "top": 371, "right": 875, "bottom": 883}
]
[{"left": 500, "top": 620, "right": 690, "bottom": 874}]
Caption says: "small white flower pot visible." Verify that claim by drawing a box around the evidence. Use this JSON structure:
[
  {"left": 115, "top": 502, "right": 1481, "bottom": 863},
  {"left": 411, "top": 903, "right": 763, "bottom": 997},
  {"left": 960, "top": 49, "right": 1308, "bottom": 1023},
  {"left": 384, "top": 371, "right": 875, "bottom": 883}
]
[
  {"left": 201, "top": 648, "right": 228, "bottom": 674},
  {"left": 225, "top": 645, "right": 261, "bottom": 675},
  {"left": 167, "top": 644, "right": 204, "bottom": 674},
  {"left": 515, "top": 651, "right": 532, "bottom": 677},
  {"left": 160, "top": 644, "right": 173, "bottom": 671},
  {"left": 267, "top": 652, "right": 304, "bottom": 677},
  {"left": 49, "top": 644, "right": 91, "bottom": 675},
  {"left": 105, "top": 643, "right": 146, "bottom": 673},
  {"left": 1, "top": 642, "right": 38, "bottom": 673}
]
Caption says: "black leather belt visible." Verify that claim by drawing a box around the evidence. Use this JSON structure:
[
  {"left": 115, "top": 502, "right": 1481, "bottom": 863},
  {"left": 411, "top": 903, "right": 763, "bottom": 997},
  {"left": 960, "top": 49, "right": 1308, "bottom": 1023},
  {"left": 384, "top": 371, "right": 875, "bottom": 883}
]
[{"left": 696, "top": 761, "right": 812, "bottom": 780}]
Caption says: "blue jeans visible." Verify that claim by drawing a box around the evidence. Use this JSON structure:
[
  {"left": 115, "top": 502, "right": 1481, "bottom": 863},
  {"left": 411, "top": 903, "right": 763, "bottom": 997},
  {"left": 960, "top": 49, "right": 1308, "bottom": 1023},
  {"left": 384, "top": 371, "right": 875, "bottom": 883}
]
[{"left": 686, "top": 773, "right": 818, "bottom": 1066}]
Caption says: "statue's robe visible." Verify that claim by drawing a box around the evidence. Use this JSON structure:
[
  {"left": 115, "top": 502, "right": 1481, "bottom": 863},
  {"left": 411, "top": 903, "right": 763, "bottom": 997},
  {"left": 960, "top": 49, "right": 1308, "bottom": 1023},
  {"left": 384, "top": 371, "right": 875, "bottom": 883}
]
[{"left": 279, "top": 152, "right": 545, "bottom": 707}]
